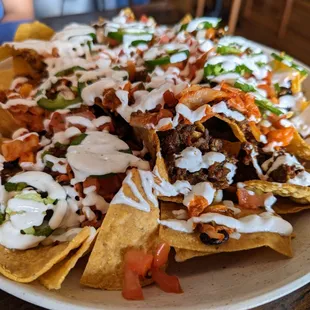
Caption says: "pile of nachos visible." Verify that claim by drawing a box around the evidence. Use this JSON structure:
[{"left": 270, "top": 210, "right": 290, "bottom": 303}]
[{"left": 0, "top": 8, "right": 309, "bottom": 300}]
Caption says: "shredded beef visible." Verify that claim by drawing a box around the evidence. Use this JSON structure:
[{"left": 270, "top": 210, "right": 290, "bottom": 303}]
[
  {"left": 159, "top": 123, "right": 237, "bottom": 188},
  {"left": 0, "top": 91, "right": 7, "bottom": 103},
  {"left": 209, "top": 138, "right": 223, "bottom": 152},
  {"left": 47, "top": 143, "right": 69, "bottom": 158},
  {"left": 1, "top": 161, "right": 21, "bottom": 182},
  {"left": 269, "top": 164, "right": 302, "bottom": 183},
  {"left": 191, "top": 136, "right": 209, "bottom": 152},
  {"left": 207, "top": 162, "right": 230, "bottom": 189},
  {"left": 158, "top": 129, "right": 182, "bottom": 155}
]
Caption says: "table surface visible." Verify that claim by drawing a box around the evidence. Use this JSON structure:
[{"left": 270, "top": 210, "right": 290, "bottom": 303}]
[{"left": 1, "top": 5, "right": 310, "bottom": 310}]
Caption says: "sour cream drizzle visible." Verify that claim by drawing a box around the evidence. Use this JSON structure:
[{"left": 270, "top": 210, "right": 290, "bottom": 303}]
[
  {"left": 159, "top": 212, "right": 293, "bottom": 236},
  {"left": 66, "top": 131, "right": 150, "bottom": 184}
]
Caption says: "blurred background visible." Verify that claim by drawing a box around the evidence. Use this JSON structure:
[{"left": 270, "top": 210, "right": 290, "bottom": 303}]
[{"left": 1, "top": 0, "right": 309, "bottom": 65}]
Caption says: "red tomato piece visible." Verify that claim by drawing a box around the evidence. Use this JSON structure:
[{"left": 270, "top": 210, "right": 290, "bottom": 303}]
[
  {"left": 153, "top": 243, "right": 171, "bottom": 269},
  {"left": 151, "top": 268, "right": 183, "bottom": 294},
  {"left": 124, "top": 249, "right": 153, "bottom": 277},
  {"left": 122, "top": 268, "right": 144, "bottom": 300},
  {"left": 237, "top": 188, "right": 273, "bottom": 209}
]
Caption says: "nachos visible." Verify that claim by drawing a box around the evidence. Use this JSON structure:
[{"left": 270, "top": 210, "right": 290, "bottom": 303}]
[{"left": 0, "top": 8, "right": 309, "bottom": 300}]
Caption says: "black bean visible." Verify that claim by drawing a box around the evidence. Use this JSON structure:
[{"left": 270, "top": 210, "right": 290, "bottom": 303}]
[
  {"left": 279, "top": 87, "right": 292, "bottom": 97},
  {"left": 199, "top": 230, "right": 229, "bottom": 245},
  {"left": 145, "top": 270, "right": 152, "bottom": 279}
]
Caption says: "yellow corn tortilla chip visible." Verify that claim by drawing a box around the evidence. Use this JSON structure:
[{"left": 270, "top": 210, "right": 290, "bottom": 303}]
[
  {"left": 14, "top": 21, "right": 54, "bottom": 42},
  {"left": 285, "top": 130, "right": 310, "bottom": 161},
  {"left": 0, "top": 109, "right": 21, "bottom": 138},
  {"left": 244, "top": 180, "right": 310, "bottom": 204},
  {"left": 39, "top": 227, "right": 97, "bottom": 290},
  {"left": 80, "top": 168, "right": 159, "bottom": 290},
  {"left": 174, "top": 248, "right": 212, "bottom": 262},
  {"left": 133, "top": 127, "right": 169, "bottom": 180},
  {"left": 159, "top": 201, "right": 293, "bottom": 259},
  {"left": 274, "top": 197, "right": 310, "bottom": 214},
  {"left": 121, "top": 8, "right": 136, "bottom": 21},
  {"left": 0, "top": 227, "right": 90, "bottom": 283},
  {"left": 180, "top": 14, "right": 193, "bottom": 25}
]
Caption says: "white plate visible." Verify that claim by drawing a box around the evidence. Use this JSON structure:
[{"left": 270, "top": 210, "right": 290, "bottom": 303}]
[{"left": 1, "top": 45, "right": 310, "bottom": 310}]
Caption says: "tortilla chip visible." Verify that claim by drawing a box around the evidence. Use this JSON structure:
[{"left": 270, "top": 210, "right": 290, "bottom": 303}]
[
  {"left": 0, "top": 109, "right": 21, "bottom": 138},
  {"left": 80, "top": 168, "right": 159, "bottom": 290},
  {"left": 121, "top": 8, "right": 136, "bottom": 21},
  {"left": 133, "top": 127, "right": 169, "bottom": 180},
  {"left": 180, "top": 14, "right": 193, "bottom": 25},
  {"left": 174, "top": 248, "right": 213, "bottom": 262},
  {"left": 39, "top": 227, "right": 97, "bottom": 290},
  {"left": 159, "top": 201, "right": 293, "bottom": 259},
  {"left": 274, "top": 197, "right": 310, "bottom": 214},
  {"left": 0, "top": 227, "right": 90, "bottom": 283},
  {"left": 244, "top": 180, "right": 310, "bottom": 204},
  {"left": 285, "top": 130, "right": 310, "bottom": 161},
  {"left": 14, "top": 21, "right": 54, "bottom": 42}
]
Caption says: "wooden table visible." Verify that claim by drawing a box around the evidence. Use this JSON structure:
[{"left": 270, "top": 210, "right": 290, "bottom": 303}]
[{"left": 1, "top": 5, "right": 309, "bottom": 310}]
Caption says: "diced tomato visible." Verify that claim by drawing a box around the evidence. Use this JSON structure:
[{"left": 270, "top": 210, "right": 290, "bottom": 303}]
[
  {"left": 106, "top": 37, "right": 119, "bottom": 47},
  {"left": 153, "top": 243, "right": 170, "bottom": 268},
  {"left": 122, "top": 269, "right": 144, "bottom": 300},
  {"left": 83, "top": 177, "right": 100, "bottom": 192},
  {"left": 74, "top": 182, "right": 84, "bottom": 198},
  {"left": 56, "top": 174, "right": 70, "bottom": 183},
  {"left": 124, "top": 249, "right": 153, "bottom": 277},
  {"left": 98, "top": 173, "right": 126, "bottom": 201},
  {"left": 49, "top": 112, "right": 66, "bottom": 133},
  {"left": 267, "top": 127, "right": 295, "bottom": 147},
  {"left": 159, "top": 35, "right": 169, "bottom": 44},
  {"left": 163, "top": 90, "right": 178, "bottom": 108},
  {"left": 151, "top": 268, "right": 183, "bottom": 294},
  {"left": 140, "top": 15, "right": 148, "bottom": 23},
  {"left": 237, "top": 188, "right": 273, "bottom": 209}
]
